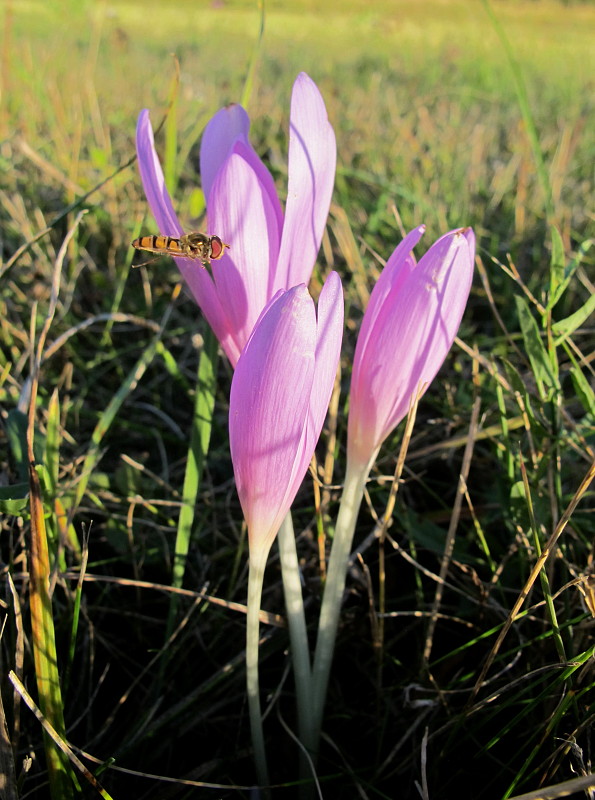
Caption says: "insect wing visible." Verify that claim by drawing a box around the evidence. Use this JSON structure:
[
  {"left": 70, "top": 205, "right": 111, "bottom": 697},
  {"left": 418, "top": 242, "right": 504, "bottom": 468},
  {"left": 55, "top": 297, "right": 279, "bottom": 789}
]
[{"left": 184, "top": 232, "right": 209, "bottom": 249}]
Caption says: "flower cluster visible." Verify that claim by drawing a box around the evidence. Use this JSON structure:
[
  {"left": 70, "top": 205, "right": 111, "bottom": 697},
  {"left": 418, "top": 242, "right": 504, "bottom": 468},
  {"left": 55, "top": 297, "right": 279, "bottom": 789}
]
[{"left": 136, "top": 71, "right": 475, "bottom": 785}]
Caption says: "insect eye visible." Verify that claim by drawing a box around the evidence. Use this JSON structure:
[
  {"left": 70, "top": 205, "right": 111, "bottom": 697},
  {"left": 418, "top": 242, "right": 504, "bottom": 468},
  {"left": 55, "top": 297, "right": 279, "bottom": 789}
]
[{"left": 209, "top": 236, "right": 225, "bottom": 259}]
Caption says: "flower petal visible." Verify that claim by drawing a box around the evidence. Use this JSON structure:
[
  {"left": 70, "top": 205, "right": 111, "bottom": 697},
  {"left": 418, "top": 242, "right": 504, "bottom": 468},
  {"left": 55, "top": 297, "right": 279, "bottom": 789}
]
[
  {"left": 136, "top": 110, "right": 233, "bottom": 359},
  {"left": 136, "top": 109, "right": 184, "bottom": 236},
  {"left": 305, "top": 271, "right": 344, "bottom": 451},
  {"left": 200, "top": 104, "right": 251, "bottom": 202},
  {"left": 268, "top": 273, "right": 343, "bottom": 538},
  {"left": 354, "top": 225, "right": 425, "bottom": 372},
  {"left": 208, "top": 144, "right": 283, "bottom": 363},
  {"left": 276, "top": 72, "right": 337, "bottom": 287},
  {"left": 230, "top": 285, "right": 316, "bottom": 556},
  {"left": 201, "top": 106, "right": 284, "bottom": 237}
]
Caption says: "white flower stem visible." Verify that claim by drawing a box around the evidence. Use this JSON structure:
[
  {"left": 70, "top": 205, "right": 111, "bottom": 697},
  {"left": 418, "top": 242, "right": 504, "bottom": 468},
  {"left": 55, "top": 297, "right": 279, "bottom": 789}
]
[
  {"left": 277, "top": 514, "right": 314, "bottom": 751},
  {"left": 310, "top": 453, "right": 373, "bottom": 752},
  {"left": 246, "top": 547, "right": 270, "bottom": 789}
]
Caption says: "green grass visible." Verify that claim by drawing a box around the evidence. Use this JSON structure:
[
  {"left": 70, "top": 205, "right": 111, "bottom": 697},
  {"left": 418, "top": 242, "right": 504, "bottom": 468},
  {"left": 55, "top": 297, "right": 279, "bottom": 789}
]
[{"left": 1, "top": 0, "right": 594, "bottom": 798}]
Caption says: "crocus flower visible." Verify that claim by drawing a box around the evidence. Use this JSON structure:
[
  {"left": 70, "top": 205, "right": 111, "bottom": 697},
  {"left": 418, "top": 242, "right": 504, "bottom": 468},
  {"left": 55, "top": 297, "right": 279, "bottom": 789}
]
[
  {"left": 310, "top": 226, "right": 475, "bottom": 751},
  {"left": 347, "top": 225, "right": 475, "bottom": 469},
  {"left": 136, "top": 72, "right": 336, "bottom": 367},
  {"left": 230, "top": 272, "right": 342, "bottom": 785},
  {"left": 229, "top": 271, "right": 343, "bottom": 563}
]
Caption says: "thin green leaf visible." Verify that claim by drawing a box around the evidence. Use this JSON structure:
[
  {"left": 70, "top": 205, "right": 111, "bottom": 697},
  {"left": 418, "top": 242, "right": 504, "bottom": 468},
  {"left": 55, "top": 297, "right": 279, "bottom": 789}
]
[
  {"left": 28, "top": 461, "right": 76, "bottom": 798},
  {"left": 7, "top": 409, "right": 32, "bottom": 482},
  {"left": 177, "top": 118, "right": 210, "bottom": 192},
  {"left": 172, "top": 329, "right": 217, "bottom": 594},
  {"left": 519, "top": 457, "right": 566, "bottom": 662},
  {"left": 64, "top": 528, "right": 89, "bottom": 695},
  {"left": 547, "top": 225, "right": 565, "bottom": 302},
  {"left": 0, "top": 483, "right": 30, "bottom": 514},
  {"left": 514, "top": 295, "right": 558, "bottom": 396},
  {"left": 501, "top": 359, "right": 548, "bottom": 436},
  {"left": 101, "top": 217, "right": 143, "bottom": 345},
  {"left": 157, "top": 341, "right": 192, "bottom": 393},
  {"left": 158, "top": 327, "right": 218, "bottom": 689},
  {"left": 502, "top": 646, "right": 595, "bottom": 799},
  {"left": 45, "top": 389, "right": 60, "bottom": 499},
  {"left": 241, "top": 0, "right": 266, "bottom": 109},
  {"left": 553, "top": 292, "right": 595, "bottom": 345},
  {"left": 547, "top": 237, "right": 593, "bottom": 310},
  {"left": 569, "top": 364, "right": 595, "bottom": 416},
  {"left": 74, "top": 325, "right": 167, "bottom": 509}
]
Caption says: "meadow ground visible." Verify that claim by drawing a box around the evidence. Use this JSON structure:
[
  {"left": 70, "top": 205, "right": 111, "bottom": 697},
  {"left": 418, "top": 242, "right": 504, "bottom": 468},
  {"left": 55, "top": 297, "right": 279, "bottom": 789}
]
[{"left": 0, "top": 0, "right": 594, "bottom": 798}]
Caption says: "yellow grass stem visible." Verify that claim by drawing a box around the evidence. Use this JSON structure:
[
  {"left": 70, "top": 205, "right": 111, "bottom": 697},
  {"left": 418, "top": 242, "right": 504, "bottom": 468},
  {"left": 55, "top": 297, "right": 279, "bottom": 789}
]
[
  {"left": 423, "top": 365, "right": 481, "bottom": 668},
  {"left": 25, "top": 213, "right": 87, "bottom": 798},
  {"left": 470, "top": 455, "right": 595, "bottom": 701},
  {"left": 376, "top": 392, "right": 420, "bottom": 687},
  {"left": 9, "top": 672, "right": 114, "bottom": 800},
  {"left": 22, "top": 471, "right": 74, "bottom": 798}
]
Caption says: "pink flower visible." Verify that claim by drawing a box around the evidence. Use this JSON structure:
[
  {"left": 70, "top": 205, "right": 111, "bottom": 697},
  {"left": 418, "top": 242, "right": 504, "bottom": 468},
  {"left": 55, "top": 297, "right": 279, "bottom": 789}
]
[
  {"left": 347, "top": 226, "right": 475, "bottom": 467},
  {"left": 229, "top": 272, "right": 343, "bottom": 560},
  {"left": 136, "top": 72, "right": 336, "bottom": 366}
]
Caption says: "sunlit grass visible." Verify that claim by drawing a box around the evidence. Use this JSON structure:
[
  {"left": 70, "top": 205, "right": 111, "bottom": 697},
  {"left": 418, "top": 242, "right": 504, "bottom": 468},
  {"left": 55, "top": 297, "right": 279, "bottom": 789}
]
[
  {"left": 3, "top": 0, "right": 592, "bottom": 258},
  {"left": 5, "top": 0, "right": 594, "bottom": 115}
]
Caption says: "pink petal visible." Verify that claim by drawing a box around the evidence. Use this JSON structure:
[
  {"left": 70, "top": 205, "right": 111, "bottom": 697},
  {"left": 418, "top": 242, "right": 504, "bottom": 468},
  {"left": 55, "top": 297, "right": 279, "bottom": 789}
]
[
  {"left": 200, "top": 104, "right": 251, "bottom": 202},
  {"left": 230, "top": 286, "right": 316, "bottom": 556},
  {"left": 348, "top": 228, "right": 475, "bottom": 464},
  {"left": 274, "top": 272, "right": 344, "bottom": 531},
  {"left": 269, "top": 273, "right": 343, "bottom": 532},
  {"left": 305, "top": 271, "right": 344, "bottom": 451},
  {"left": 276, "top": 72, "right": 337, "bottom": 287},
  {"left": 201, "top": 107, "right": 284, "bottom": 237},
  {"left": 207, "top": 145, "right": 283, "bottom": 363},
  {"left": 136, "top": 110, "right": 184, "bottom": 237},
  {"left": 354, "top": 225, "right": 425, "bottom": 370},
  {"left": 136, "top": 111, "right": 237, "bottom": 361}
]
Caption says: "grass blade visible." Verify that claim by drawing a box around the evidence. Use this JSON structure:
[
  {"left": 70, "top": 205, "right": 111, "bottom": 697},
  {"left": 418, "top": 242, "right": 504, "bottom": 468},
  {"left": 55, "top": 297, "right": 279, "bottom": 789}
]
[
  {"left": 73, "top": 300, "right": 176, "bottom": 510},
  {"left": 240, "top": 0, "right": 266, "bottom": 109},
  {"left": 161, "top": 326, "right": 218, "bottom": 671},
  {"left": 164, "top": 57, "right": 180, "bottom": 194},
  {"left": 26, "top": 459, "right": 75, "bottom": 798},
  {"left": 173, "top": 326, "right": 217, "bottom": 592}
]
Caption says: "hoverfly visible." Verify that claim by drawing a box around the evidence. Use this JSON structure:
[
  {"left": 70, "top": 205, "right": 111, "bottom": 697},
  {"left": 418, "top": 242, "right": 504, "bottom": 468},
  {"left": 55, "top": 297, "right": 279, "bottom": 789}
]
[{"left": 131, "top": 232, "right": 230, "bottom": 268}]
